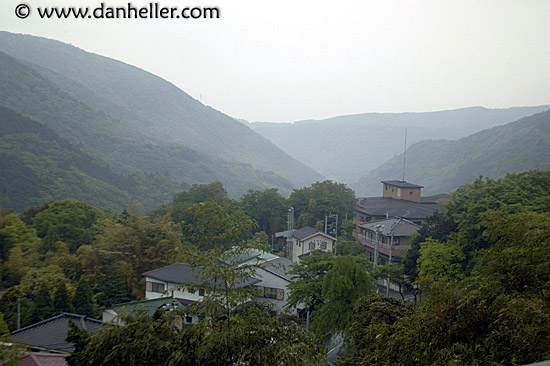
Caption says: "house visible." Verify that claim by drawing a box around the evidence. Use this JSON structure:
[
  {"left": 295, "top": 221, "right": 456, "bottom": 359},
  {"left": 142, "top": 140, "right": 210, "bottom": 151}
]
[
  {"left": 354, "top": 180, "right": 449, "bottom": 234},
  {"left": 142, "top": 249, "right": 298, "bottom": 315},
  {"left": 286, "top": 226, "right": 336, "bottom": 263},
  {"left": 102, "top": 297, "right": 188, "bottom": 325},
  {"left": 10, "top": 313, "right": 103, "bottom": 353},
  {"left": 356, "top": 217, "right": 421, "bottom": 265}
]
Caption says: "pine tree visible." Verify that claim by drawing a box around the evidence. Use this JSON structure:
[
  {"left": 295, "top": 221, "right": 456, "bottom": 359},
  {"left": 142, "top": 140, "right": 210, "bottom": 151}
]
[
  {"left": 34, "top": 282, "right": 53, "bottom": 321},
  {"left": 72, "top": 279, "right": 95, "bottom": 317},
  {"left": 53, "top": 282, "right": 72, "bottom": 314}
]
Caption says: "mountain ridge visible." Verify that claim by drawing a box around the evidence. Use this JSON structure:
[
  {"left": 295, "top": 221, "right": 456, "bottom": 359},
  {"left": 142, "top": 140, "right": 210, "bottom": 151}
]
[
  {"left": 0, "top": 105, "right": 186, "bottom": 212},
  {"left": 249, "top": 106, "right": 550, "bottom": 183},
  {"left": 0, "top": 49, "right": 294, "bottom": 199},
  {"left": 351, "top": 109, "right": 550, "bottom": 197},
  {"left": 0, "top": 31, "right": 323, "bottom": 188}
]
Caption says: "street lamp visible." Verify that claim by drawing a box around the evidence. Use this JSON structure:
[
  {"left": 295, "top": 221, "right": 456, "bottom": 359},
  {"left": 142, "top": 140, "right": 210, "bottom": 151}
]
[{"left": 373, "top": 224, "right": 384, "bottom": 269}]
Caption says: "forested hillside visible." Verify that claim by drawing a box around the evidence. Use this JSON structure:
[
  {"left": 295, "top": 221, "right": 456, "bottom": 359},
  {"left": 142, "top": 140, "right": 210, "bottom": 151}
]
[
  {"left": 0, "top": 106, "right": 185, "bottom": 212},
  {"left": 340, "top": 170, "right": 550, "bottom": 365},
  {"left": 250, "top": 106, "right": 549, "bottom": 183},
  {"left": 353, "top": 109, "right": 550, "bottom": 196},
  {"left": 0, "top": 31, "right": 322, "bottom": 188},
  {"left": 0, "top": 50, "right": 295, "bottom": 199}
]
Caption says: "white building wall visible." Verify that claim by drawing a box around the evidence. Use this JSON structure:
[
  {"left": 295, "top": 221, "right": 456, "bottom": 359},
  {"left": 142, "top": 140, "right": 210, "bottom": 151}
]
[
  {"left": 291, "top": 233, "right": 334, "bottom": 263},
  {"left": 145, "top": 277, "right": 205, "bottom": 302}
]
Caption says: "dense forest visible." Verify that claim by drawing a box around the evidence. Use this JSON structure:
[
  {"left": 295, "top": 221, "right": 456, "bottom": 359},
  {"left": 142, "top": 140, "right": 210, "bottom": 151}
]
[
  {"left": 0, "top": 171, "right": 549, "bottom": 364},
  {"left": 0, "top": 106, "right": 185, "bottom": 212}
]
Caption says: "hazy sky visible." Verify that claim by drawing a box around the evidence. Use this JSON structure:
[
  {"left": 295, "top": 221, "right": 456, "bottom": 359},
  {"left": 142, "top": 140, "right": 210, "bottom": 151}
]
[{"left": 1, "top": 0, "right": 549, "bottom": 122}]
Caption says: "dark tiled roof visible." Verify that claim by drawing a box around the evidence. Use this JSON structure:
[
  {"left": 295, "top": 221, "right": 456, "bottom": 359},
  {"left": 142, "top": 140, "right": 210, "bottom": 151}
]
[
  {"left": 112, "top": 297, "right": 188, "bottom": 316},
  {"left": 291, "top": 226, "right": 319, "bottom": 240},
  {"left": 359, "top": 217, "right": 421, "bottom": 236},
  {"left": 357, "top": 197, "right": 442, "bottom": 220},
  {"left": 258, "top": 257, "right": 293, "bottom": 281},
  {"left": 381, "top": 180, "right": 424, "bottom": 189},
  {"left": 143, "top": 263, "right": 200, "bottom": 284},
  {"left": 11, "top": 313, "right": 103, "bottom": 353},
  {"left": 142, "top": 263, "right": 260, "bottom": 288}
]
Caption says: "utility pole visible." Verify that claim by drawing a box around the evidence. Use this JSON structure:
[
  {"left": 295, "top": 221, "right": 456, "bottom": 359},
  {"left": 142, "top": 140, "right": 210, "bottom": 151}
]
[
  {"left": 373, "top": 224, "right": 383, "bottom": 269},
  {"left": 402, "top": 128, "right": 408, "bottom": 182},
  {"left": 287, "top": 207, "right": 294, "bottom": 260},
  {"left": 386, "top": 218, "right": 402, "bottom": 296},
  {"left": 17, "top": 297, "right": 20, "bottom": 330}
]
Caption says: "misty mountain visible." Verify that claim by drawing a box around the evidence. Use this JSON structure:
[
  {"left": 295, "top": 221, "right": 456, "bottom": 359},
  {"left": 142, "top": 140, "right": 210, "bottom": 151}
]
[
  {"left": 351, "top": 109, "right": 550, "bottom": 197},
  {"left": 0, "top": 106, "right": 187, "bottom": 212},
  {"left": 0, "top": 47, "right": 296, "bottom": 200},
  {"left": 0, "top": 31, "right": 322, "bottom": 188},
  {"left": 249, "top": 106, "right": 550, "bottom": 183}
]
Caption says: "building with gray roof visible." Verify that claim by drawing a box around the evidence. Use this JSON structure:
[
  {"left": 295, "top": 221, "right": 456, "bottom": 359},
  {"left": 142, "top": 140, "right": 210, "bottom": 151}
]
[{"left": 10, "top": 313, "right": 103, "bottom": 353}]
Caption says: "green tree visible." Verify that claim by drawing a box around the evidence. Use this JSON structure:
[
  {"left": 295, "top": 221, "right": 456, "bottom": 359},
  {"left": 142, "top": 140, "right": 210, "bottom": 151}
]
[
  {"left": 33, "top": 282, "right": 53, "bottom": 321},
  {"left": 72, "top": 278, "right": 95, "bottom": 317},
  {"left": 155, "top": 181, "right": 230, "bottom": 223},
  {"left": 0, "top": 211, "right": 42, "bottom": 286},
  {"left": 0, "top": 212, "right": 39, "bottom": 263},
  {"left": 94, "top": 212, "right": 181, "bottom": 299},
  {"left": 33, "top": 200, "right": 105, "bottom": 253},
  {"left": 417, "top": 238, "right": 465, "bottom": 285},
  {"left": 240, "top": 188, "right": 287, "bottom": 236},
  {"left": 288, "top": 180, "right": 356, "bottom": 233},
  {"left": 53, "top": 281, "right": 72, "bottom": 314},
  {"left": 339, "top": 294, "right": 412, "bottom": 365},
  {"left": 93, "top": 263, "right": 131, "bottom": 308},
  {"left": 286, "top": 253, "right": 374, "bottom": 339},
  {"left": 285, "top": 253, "right": 335, "bottom": 315},
  {"left": 402, "top": 211, "right": 456, "bottom": 280},
  {"left": 0, "top": 286, "right": 36, "bottom": 330},
  {"left": 181, "top": 201, "right": 253, "bottom": 251},
  {"left": 313, "top": 255, "right": 374, "bottom": 338}
]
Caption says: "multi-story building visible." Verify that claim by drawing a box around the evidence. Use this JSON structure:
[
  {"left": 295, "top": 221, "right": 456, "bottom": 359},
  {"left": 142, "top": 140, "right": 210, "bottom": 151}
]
[{"left": 354, "top": 180, "right": 450, "bottom": 265}]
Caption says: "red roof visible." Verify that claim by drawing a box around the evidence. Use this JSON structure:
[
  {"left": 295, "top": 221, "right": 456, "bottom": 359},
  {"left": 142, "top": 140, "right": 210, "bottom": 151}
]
[{"left": 18, "top": 353, "right": 67, "bottom": 366}]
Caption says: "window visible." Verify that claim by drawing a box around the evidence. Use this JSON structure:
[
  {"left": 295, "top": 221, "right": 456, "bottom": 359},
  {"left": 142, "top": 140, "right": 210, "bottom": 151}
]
[
  {"left": 320, "top": 241, "right": 327, "bottom": 250},
  {"left": 309, "top": 241, "right": 315, "bottom": 250},
  {"left": 186, "top": 316, "right": 193, "bottom": 323},
  {"left": 199, "top": 289, "right": 205, "bottom": 296},
  {"left": 263, "top": 287, "right": 284, "bottom": 300},
  {"left": 409, "top": 191, "right": 413, "bottom": 195},
  {"left": 146, "top": 281, "right": 165, "bottom": 293}
]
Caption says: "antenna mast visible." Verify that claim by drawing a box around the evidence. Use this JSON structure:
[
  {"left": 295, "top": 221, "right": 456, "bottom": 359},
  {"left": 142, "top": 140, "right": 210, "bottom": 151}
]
[{"left": 402, "top": 128, "right": 407, "bottom": 182}]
